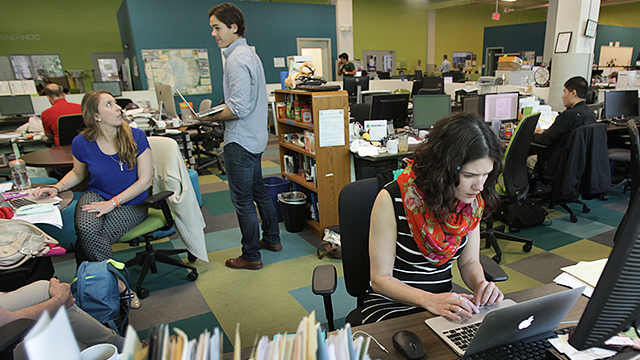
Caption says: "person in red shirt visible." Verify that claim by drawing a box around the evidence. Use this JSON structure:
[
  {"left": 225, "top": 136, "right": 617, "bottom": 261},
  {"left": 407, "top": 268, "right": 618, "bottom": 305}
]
[{"left": 41, "top": 84, "right": 82, "bottom": 146}]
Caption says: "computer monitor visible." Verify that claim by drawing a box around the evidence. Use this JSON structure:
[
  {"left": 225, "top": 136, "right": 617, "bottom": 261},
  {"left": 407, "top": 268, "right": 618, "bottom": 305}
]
[
  {"left": 370, "top": 93, "right": 410, "bottom": 129},
  {"left": 483, "top": 92, "right": 519, "bottom": 122},
  {"left": 92, "top": 81, "right": 122, "bottom": 97},
  {"left": 568, "top": 191, "right": 640, "bottom": 350},
  {"left": 421, "top": 76, "right": 445, "bottom": 95},
  {"left": 154, "top": 84, "right": 178, "bottom": 118},
  {"left": 603, "top": 90, "right": 639, "bottom": 119},
  {"left": 45, "top": 76, "right": 71, "bottom": 92},
  {"left": 412, "top": 95, "right": 451, "bottom": 130},
  {"left": 462, "top": 95, "right": 483, "bottom": 116},
  {"left": 343, "top": 76, "right": 370, "bottom": 97},
  {"left": 0, "top": 95, "right": 35, "bottom": 117}
]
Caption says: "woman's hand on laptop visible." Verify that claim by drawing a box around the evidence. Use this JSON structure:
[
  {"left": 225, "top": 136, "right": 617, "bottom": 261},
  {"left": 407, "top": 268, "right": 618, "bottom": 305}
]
[
  {"left": 473, "top": 280, "right": 504, "bottom": 307},
  {"left": 426, "top": 292, "right": 479, "bottom": 321}
]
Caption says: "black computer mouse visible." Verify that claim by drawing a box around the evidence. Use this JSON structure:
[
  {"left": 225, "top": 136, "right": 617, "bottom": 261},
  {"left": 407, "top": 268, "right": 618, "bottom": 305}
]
[{"left": 392, "top": 330, "right": 427, "bottom": 360}]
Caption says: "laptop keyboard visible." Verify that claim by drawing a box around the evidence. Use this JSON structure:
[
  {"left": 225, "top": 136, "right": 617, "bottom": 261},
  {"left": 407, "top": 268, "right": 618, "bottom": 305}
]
[
  {"left": 11, "top": 197, "right": 37, "bottom": 209},
  {"left": 444, "top": 322, "right": 481, "bottom": 352},
  {"left": 457, "top": 327, "right": 574, "bottom": 360},
  {"left": 196, "top": 104, "right": 225, "bottom": 118}
]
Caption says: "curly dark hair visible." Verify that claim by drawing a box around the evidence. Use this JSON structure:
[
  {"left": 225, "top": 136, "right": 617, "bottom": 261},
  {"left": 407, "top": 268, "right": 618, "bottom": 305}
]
[{"left": 412, "top": 112, "right": 504, "bottom": 223}]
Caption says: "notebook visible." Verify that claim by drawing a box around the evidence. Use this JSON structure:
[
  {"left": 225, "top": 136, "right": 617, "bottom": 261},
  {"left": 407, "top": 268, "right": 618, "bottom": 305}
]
[
  {"left": 425, "top": 287, "right": 584, "bottom": 356},
  {"left": 174, "top": 89, "right": 225, "bottom": 119}
]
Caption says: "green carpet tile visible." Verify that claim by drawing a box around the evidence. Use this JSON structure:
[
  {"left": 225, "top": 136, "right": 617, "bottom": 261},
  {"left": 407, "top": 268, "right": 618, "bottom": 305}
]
[{"left": 49, "top": 134, "right": 628, "bottom": 349}]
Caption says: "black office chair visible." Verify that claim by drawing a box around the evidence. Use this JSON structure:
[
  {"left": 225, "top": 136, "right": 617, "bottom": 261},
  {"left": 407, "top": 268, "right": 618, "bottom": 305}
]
[
  {"left": 115, "top": 98, "right": 134, "bottom": 109},
  {"left": 549, "top": 123, "right": 611, "bottom": 223},
  {"left": 608, "top": 121, "right": 639, "bottom": 195},
  {"left": 312, "top": 177, "right": 508, "bottom": 331},
  {"left": 627, "top": 120, "right": 640, "bottom": 205},
  {"left": 192, "top": 99, "right": 225, "bottom": 175},
  {"left": 0, "top": 319, "right": 35, "bottom": 360},
  {"left": 481, "top": 114, "right": 539, "bottom": 264},
  {"left": 57, "top": 114, "right": 85, "bottom": 146},
  {"left": 421, "top": 76, "right": 445, "bottom": 95}
]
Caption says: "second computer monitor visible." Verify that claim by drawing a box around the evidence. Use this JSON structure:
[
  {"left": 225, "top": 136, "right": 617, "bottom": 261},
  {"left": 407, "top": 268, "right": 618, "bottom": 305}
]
[
  {"left": 0, "top": 95, "right": 35, "bottom": 117},
  {"left": 604, "top": 90, "right": 639, "bottom": 119},
  {"left": 92, "top": 81, "right": 122, "bottom": 97},
  {"left": 343, "top": 76, "right": 370, "bottom": 97},
  {"left": 412, "top": 95, "right": 451, "bottom": 130},
  {"left": 370, "top": 93, "right": 410, "bottom": 129},
  {"left": 155, "top": 84, "right": 178, "bottom": 118},
  {"left": 483, "top": 92, "right": 519, "bottom": 122}
]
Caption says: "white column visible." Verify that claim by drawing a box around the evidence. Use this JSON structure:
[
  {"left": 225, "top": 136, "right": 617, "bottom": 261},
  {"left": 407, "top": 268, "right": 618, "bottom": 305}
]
[
  {"left": 427, "top": 10, "right": 436, "bottom": 70},
  {"left": 332, "top": 0, "right": 354, "bottom": 62},
  {"left": 545, "top": 0, "right": 600, "bottom": 111}
]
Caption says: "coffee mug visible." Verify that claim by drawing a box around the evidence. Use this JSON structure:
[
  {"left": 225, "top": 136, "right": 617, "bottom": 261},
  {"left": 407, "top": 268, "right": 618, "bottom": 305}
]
[
  {"left": 156, "top": 120, "right": 166, "bottom": 130},
  {"left": 80, "top": 343, "right": 118, "bottom": 360},
  {"left": 387, "top": 139, "right": 399, "bottom": 154},
  {"left": 172, "top": 118, "right": 183, "bottom": 128}
]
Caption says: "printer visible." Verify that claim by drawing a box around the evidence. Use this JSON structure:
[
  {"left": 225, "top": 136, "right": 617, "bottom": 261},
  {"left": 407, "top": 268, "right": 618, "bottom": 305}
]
[
  {"left": 455, "top": 87, "right": 480, "bottom": 103},
  {"left": 477, "top": 76, "right": 503, "bottom": 86}
]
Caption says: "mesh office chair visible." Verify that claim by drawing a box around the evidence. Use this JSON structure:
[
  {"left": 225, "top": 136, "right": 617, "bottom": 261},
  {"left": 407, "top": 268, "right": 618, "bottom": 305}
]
[
  {"left": 482, "top": 114, "right": 540, "bottom": 263},
  {"left": 57, "top": 114, "right": 85, "bottom": 146},
  {"left": 313, "top": 177, "right": 508, "bottom": 331},
  {"left": 118, "top": 137, "right": 198, "bottom": 299},
  {"left": 192, "top": 99, "right": 225, "bottom": 174}
]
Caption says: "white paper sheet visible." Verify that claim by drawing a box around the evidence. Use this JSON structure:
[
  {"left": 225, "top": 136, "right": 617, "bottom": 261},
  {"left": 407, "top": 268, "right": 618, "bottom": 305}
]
[
  {"left": 560, "top": 259, "right": 607, "bottom": 287},
  {"left": 363, "top": 120, "right": 387, "bottom": 141},
  {"left": 553, "top": 272, "right": 594, "bottom": 297},
  {"left": 14, "top": 205, "right": 63, "bottom": 228},
  {"left": 318, "top": 109, "right": 345, "bottom": 147},
  {"left": 25, "top": 309, "right": 81, "bottom": 360},
  {"left": 549, "top": 334, "right": 616, "bottom": 360}
]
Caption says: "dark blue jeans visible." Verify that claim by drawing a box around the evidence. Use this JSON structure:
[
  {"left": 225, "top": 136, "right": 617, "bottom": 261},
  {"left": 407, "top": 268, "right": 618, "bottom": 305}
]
[{"left": 224, "top": 143, "right": 281, "bottom": 262}]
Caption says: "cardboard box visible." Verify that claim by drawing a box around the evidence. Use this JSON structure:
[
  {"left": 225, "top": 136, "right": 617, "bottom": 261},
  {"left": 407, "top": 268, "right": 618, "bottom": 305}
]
[
  {"left": 498, "top": 56, "right": 523, "bottom": 65},
  {"left": 497, "top": 62, "right": 522, "bottom": 71}
]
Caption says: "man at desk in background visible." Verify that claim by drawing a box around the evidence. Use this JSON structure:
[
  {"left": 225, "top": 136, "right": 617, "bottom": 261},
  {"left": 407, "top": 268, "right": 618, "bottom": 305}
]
[
  {"left": 531, "top": 76, "right": 596, "bottom": 180},
  {"left": 337, "top": 53, "right": 357, "bottom": 76},
  {"left": 41, "top": 84, "right": 81, "bottom": 146},
  {"left": 204, "top": 2, "right": 281, "bottom": 270},
  {"left": 440, "top": 54, "right": 451, "bottom": 73}
]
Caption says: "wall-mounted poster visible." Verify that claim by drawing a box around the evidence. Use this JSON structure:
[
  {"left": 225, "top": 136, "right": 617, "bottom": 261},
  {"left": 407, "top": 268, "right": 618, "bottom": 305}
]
[{"left": 141, "top": 48, "right": 211, "bottom": 94}]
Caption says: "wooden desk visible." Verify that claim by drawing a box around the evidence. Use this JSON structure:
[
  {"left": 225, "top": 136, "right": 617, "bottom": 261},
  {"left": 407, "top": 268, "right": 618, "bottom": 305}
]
[
  {"left": 351, "top": 284, "right": 588, "bottom": 360},
  {"left": 21, "top": 145, "right": 73, "bottom": 168}
]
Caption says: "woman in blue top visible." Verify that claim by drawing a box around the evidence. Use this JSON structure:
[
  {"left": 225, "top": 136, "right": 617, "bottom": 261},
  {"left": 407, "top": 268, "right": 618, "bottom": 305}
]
[{"left": 34, "top": 91, "right": 153, "bottom": 300}]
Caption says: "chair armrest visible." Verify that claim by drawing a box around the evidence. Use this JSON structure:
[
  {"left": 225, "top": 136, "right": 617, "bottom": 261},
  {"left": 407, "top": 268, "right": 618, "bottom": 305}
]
[
  {"left": 143, "top": 191, "right": 174, "bottom": 206},
  {"left": 312, "top": 265, "right": 337, "bottom": 295},
  {"left": 480, "top": 254, "right": 509, "bottom": 283},
  {"left": 0, "top": 318, "right": 35, "bottom": 355}
]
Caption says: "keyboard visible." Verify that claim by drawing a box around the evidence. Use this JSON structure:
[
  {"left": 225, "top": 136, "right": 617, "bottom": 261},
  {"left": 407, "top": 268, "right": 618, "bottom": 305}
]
[
  {"left": 196, "top": 104, "right": 226, "bottom": 118},
  {"left": 444, "top": 322, "right": 481, "bottom": 352},
  {"left": 11, "top": 197, "right": 37, "bottom": 209},
  {"left": 457, "top": 327, "right": 574, "bottom": 360}
]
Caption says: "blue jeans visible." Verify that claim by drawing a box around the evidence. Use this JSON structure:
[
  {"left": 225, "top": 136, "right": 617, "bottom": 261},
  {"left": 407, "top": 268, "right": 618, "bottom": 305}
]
[{"left": 224, "top": 143, "right": 281, "bottom": 262}]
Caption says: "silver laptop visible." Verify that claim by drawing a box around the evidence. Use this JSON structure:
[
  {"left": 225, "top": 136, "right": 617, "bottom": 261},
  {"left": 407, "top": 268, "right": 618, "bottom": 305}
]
[
  {"left": 425, "top": 287, "right": 584, "bottom": 356},
  {"left": 2, "top": 190, "right": 61, "bottom": 210},
  {"left": 174, "top": 88, "right": 225, "bottom": 119}
]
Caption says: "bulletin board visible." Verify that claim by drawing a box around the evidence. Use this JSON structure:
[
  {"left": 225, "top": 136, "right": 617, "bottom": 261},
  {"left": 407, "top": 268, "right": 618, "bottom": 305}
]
[{"left": 599, "top": 46, "right": 634, "bottom": 67}]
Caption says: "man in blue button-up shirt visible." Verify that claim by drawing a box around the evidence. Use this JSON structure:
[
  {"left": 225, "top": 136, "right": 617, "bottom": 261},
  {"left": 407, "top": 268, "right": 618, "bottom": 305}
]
[{"left": 206, "top": 3, "right": 282, "bottom": 270}]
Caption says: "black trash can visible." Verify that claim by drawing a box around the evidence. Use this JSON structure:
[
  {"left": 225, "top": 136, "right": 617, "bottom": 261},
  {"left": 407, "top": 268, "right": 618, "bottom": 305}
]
[
  {"left": 277, "top": 191, "right": 307, "bottom": 232},
  {"left": 264, "top": 176, "right": 291, "bottom": 222}
]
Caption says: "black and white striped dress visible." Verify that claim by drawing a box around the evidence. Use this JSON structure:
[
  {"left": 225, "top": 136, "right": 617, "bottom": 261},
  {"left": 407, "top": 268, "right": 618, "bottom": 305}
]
[{"left": 361, "top": 181, "right": 467, "bottom": 324}]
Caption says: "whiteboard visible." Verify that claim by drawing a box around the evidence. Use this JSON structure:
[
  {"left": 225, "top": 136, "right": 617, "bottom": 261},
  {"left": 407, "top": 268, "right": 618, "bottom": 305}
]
[{"left": 599, "top": 46, "right": 634, "bottom": 67}]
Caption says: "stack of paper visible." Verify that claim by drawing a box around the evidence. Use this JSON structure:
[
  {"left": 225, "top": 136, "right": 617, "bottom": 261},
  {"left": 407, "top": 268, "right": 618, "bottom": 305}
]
[{"left": 553, "top": 258, "right": 608, "bottom": 297}]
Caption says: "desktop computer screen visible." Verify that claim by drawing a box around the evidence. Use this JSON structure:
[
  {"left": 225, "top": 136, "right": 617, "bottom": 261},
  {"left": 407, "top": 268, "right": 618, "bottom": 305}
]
[
  {"left": 92, "top": 81, "right": 122, "bottom": 97},
  {"left": 0, "top": 95, "right": 35, "bottom": 117},
  {"left": 343, "top": 76, "right": 370, "bottom": 97},
  {"left": 484, "top": 92, "right": 519, "bottom": 122},
  {"left": 155, "top": 84, "right": 178, "bottom": 118},
  {"left": 412, "top": 95, "right": 451, "bottom": 130},
  {"left": 569, "top": 190, "right": 640, "bottom": 350},
  {"left": 370, "top": 93, "right": 410, "bottom": 129},
  {"left": 462, "top": 95, "right": 483, "bottom": 117},
  {"left": 604, "top": 90, "right": 639, "bottom": 119}
]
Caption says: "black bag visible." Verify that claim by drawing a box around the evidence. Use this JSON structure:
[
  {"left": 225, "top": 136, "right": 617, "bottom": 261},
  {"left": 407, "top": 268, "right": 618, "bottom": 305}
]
[{"left": 499, "top": 196, "right": 548, "bottom": 230}]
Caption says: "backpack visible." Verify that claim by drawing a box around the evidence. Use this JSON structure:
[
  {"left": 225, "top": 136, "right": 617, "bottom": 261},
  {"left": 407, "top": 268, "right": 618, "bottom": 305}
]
[
  {"left": 0, "top": 219, "right": 58, "bottom": 269},
  {"left": 71, "top": 259, "right": 131, "bottom": 335},
  {"left": 499, "top": 196, "right": 548, "bottom": 230}
]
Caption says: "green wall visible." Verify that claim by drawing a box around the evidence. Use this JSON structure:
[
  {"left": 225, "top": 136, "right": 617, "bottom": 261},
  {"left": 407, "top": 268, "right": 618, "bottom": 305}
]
[
  {"left": 0, "top": 0, "right": 124, "bottom": 89},
  {"left": 599, "top": 2, "right": 640, "bottom": 27}
]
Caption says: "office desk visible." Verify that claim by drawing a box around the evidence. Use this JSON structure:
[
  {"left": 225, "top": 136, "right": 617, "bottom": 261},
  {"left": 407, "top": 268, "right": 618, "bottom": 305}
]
[
  {"left": 353, "top": 151, "right": 412, "bottom": 180},
  {"left": 352, "top": 283, "right": 588, "bottom": 360},
  {"left": 21, "top": 145, "right": 73, "bottom": 168}
]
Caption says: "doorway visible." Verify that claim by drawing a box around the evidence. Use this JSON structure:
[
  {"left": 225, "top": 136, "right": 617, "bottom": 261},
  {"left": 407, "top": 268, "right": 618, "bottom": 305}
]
[
  {"left": 484, "top": 47, "right": 503, "bottom": 77},
  {"left": 297, "top": 38, "right": 332, "bottom": 81}
]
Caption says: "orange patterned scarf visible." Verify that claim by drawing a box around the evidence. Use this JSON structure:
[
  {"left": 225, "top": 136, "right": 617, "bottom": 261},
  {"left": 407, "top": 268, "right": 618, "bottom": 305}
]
[{"left": 397, "top": 161, "right": 484, "bottom": 266}]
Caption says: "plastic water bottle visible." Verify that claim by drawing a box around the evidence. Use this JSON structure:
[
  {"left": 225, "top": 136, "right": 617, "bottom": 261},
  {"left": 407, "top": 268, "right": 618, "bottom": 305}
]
[{"left": 9, "top": 159, "right": 30, "bottom": 190}]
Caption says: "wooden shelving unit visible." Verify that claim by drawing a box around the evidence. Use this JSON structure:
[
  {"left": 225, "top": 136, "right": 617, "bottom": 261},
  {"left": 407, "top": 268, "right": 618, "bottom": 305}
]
[{"left": 275, "top": 89, "right": 350, "bottom": 238}]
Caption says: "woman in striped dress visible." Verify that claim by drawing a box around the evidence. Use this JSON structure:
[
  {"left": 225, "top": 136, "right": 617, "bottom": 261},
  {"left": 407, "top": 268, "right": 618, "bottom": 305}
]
[{"left": 363, "top": 113, "right": 505, "bottom": 324}]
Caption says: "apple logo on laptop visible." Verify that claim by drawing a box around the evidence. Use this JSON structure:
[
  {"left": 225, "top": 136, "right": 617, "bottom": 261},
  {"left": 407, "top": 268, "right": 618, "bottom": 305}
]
[{"left": 518, "top": 316, "right": 535, "bottom": 330}]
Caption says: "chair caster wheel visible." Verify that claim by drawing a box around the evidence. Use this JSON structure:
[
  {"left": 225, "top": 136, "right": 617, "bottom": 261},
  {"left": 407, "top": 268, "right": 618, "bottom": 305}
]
[
  {"left": 523, "top": 243, "right": 532, "bottom": 252},
  {"left": 187, "top": 253, "right": 197, "bottom": 262},
  {"left": 137, "top": 288, "right": 150, "bottom": 299},
  {"left": 601, "top": 194, "right": 609, "bottom": 201},
  {"left": 583, "top": 205, "right": 590, "bottom": 213},
  {"left": 129, "top": 239, "right": 139, "bottom": 247},
  {"left": 570, "top": 215, "right": 578, "bottom": 223},
  {"left": 188, "top": 271, "right": 198, "bottom": 281},
  {"left": 492, "top": 255, "right": 501, "bottom": 264}
]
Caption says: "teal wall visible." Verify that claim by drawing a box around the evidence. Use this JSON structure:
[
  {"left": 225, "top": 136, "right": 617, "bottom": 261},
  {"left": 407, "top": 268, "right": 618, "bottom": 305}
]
[
  {"left": 593, "top": 25, "right": 640, "bottom": 65},
  {"left": 118, "top": 0, "right": 337, "bottom": 108},
  {"left": 483, "top": 22, "right": 547, "bottom": 68}
]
